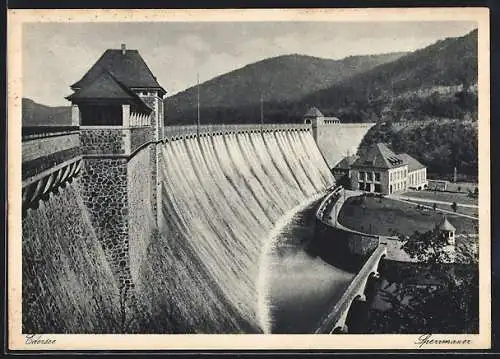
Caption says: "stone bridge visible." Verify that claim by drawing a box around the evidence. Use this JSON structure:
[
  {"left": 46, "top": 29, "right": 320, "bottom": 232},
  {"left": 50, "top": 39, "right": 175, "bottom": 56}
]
[
  {"left": 314, "top": 186, "right": 387, "bottom": 334},
  {"left": 314, "top": 244, "right": 387, "bottom": 333}
]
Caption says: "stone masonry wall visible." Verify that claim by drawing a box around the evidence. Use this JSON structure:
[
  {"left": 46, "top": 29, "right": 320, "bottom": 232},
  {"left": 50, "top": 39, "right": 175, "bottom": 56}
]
[
  {"left": 81, "top": 128, "right": 126, "bottom": 155},
  {"left": 22, "top": 178, "right": 121, "bottom": 333},
  {"left": 79, "top": 157, "right": 134, "bottom": 297}
]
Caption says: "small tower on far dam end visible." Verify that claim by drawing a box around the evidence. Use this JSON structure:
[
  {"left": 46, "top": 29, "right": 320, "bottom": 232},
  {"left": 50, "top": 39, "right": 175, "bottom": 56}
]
[{"left": 66, "top": 44, "right": 167, "bottom": 310}]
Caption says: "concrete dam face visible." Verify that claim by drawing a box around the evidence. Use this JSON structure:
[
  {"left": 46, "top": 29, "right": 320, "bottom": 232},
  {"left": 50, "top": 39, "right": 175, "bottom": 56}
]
[
  {"left": 154, "top": 131, "right": 334, "bottom": 333},
  {"left": 312, "top": 123, "right": 375, "bottom": 169},
  {"left": 22, "top": 123, "right": 371, "bottom": 334},
  {"left": 22, "top": 181, "right": 121, "bottom": 333}
]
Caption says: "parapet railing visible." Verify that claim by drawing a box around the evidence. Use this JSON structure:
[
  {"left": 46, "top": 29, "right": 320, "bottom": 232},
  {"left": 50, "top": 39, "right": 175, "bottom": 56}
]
[
  {"left": 316, "top": 185, "right": 344, "bottom": 223},
  {"left": 22, "top": 126, "right": 80, "bottom": 141},
  {"left": 316, "top": 187, "right": 383, "bottom": 241},
  {"left": 314, "top": 244, "right": 387, "bottom": 333},
  {"left": 321, "top": 122, "right": 376, "bottom": 128},
  {"left": 163, "top": 123, "right": 312, "bottom": 140}
]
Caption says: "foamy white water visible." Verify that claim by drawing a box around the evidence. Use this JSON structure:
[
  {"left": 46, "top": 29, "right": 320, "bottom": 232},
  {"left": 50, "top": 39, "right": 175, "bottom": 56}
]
[{"left": 158, "top": 130, "right": 335, "bottom": 332}]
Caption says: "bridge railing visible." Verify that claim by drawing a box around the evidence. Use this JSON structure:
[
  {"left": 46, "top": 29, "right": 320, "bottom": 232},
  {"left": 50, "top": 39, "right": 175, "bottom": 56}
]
[
  {"left": 315, "top": 244, "right": 386, "bottom": 334},
  {"left": 316, "top": 185, "right": 344, "bottom": 222},
  {"left": 321, "top": 122, "right": 376, "bottom": 128},
  {"left": 163, "top": 123, "right": 312, "bottom": 140}
]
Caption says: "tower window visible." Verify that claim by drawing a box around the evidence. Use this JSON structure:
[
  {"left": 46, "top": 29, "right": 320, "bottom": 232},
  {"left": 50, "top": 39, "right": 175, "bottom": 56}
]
[{"left": 80, "top": 104, "right": 122, "bottom": 126}]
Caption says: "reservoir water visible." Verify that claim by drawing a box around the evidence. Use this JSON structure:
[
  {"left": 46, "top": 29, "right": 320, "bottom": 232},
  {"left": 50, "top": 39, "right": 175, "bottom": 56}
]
[{"left": 268, "top": 199, "right": 355, "bottom": 333}]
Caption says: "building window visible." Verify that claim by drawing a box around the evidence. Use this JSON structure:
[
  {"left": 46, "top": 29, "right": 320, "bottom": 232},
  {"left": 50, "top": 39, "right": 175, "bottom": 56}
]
[
  {"left": 360, "top": 171, "right": 365, "bottom": 181},
  {"left": 367, "top": 172, "right": 373, "bottom": 181},
  {"left": 358, "top": 182, "right": 364, "bottom": 190},
  {"left": 80, "top": 104, "right": 122, "bottom": 126},
  {"left": 375, "top": 172, "right": 381, "bottom": 182},
  {"left": 374, "top": 183, "right": 382, "bottom": 193}
]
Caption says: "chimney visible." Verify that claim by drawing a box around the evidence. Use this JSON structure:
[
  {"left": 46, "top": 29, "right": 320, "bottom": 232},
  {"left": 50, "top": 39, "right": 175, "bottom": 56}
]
[{"left": 121, "top": 43, "right": 126, "bottom": 55}]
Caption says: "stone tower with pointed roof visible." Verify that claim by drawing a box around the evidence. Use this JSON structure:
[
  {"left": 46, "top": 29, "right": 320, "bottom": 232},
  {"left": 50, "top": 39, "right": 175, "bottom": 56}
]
[
  {"left": 438, "top": 216, "right": 456, "bottom": 245},
  {"left": 66, "top": 45, "right": 166, "bottom": 314}
]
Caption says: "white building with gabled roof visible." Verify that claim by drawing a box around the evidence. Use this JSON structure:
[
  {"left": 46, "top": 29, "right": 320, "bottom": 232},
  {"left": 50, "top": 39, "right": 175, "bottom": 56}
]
[{"left": 341, "top": 142, "right": 427, "bottom": 194}]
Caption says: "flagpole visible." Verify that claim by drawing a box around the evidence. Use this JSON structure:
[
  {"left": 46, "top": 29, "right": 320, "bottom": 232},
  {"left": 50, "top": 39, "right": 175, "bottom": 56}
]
[
  {"left": 197, "top": 72, "right": 200, "bottom": 136},
  {"left": 260, "top": 92, "right": 264, "bottom": 132}
]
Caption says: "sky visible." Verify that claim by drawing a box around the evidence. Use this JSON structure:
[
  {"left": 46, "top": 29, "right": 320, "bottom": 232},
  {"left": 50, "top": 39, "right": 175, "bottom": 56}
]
[{"left": 22, "top": 21, "right": 477, "bottom": 106}]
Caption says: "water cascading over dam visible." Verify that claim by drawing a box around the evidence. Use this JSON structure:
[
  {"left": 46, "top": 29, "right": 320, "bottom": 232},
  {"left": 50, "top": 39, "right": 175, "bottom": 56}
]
[
  {"left": 22, "top": 182, "right": 121, "bottom": 333},
  {"left": 139, "top": 129, "right": 335, "bottom": 333}
]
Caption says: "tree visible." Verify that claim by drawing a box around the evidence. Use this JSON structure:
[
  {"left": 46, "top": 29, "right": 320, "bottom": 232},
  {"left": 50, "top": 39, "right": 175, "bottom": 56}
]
[
  {"left": 451, "top": 202, "right": 458, "bottom": 212},
  {"left": 397, "top": 228, "right": 454, "bottom": 264}
]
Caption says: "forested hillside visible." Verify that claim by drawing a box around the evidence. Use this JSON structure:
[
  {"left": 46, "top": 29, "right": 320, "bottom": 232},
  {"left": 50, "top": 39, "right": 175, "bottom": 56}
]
[
  {"left": 165, "top": 52, "right": 406, "bottom": 125},
  {"left": 358, "top": 120, "right": 478, "bottom": 178},
  {"left": 166, "top": 29, "right": 477, "bottom": 125},
  {"left": 22, "top": 98, "right": 71, "bottom": 126}
]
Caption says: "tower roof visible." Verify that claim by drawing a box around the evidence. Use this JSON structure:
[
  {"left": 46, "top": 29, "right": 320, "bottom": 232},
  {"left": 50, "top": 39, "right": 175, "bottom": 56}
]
[
  {"left": 71, "top": 48, "right": 166, "bottom": 96},
  {"left": 304, "top": 107, "right": 324, "bottom": 118},
  {"left": 66, "top": 70, "right": 152, "bottom": 113},
  {"left": 438, "top": 216, "right": 456, "bottom": 232}
]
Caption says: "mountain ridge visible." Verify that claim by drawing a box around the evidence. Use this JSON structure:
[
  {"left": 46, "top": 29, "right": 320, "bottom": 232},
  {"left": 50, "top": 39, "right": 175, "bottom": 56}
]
[
  {"left": 165, "top": 52, "right": 407, "bottom": 123},
  {"left": 22, "top": 98, "right": 72, "bottom": 126},
  {"left": 167, "top": 29, "right": 477, "bottom": 125}
]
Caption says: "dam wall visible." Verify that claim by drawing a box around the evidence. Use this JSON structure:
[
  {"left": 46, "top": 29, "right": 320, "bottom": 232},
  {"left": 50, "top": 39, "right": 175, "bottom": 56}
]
[
  {"left": 312, "top": 188, "right": 380, "bottom": 272},
  {"left": 22, "top": 178, "right": 121, "bottom": 333},
  {"left": 133, "top": 128, "right": 335, "bottom": 333},
  {"left": 77, "top": 124, "right": 158, "bottom": 319},
  {"left": 22, "top": 122, "right": 344, "bottom": 333},
  {"left": 311, "top": 122, "right": 376, "bottom": 169}
]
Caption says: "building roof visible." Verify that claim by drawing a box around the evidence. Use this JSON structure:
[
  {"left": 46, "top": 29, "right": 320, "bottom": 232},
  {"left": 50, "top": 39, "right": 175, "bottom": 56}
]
[
  {"left": 438, "top": 216, "right": 456, "bottom": 232},
  {"left": 334, "top": 154, "right": 359, "bottom": 170},
  {"left": 71, "top": 48, "right": 166, "bottom": 96},
  {"left": 66, "top": 70, "right": 152, "bottom": 113},
  {"left": 352, "top": 143, "right": 405, "bottom": 169},
  {"left": 397, "top": 153, "right": 426, "bottom": 172},
  {"left": 304, "top": 107, "right": 324, "bottom": 118}
]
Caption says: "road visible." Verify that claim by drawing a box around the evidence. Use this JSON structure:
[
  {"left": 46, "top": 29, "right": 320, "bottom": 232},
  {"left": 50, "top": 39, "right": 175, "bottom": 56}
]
[
  {"left": 389, "top": 194, "right": 478, "bottom": 208},
  {"left": 387, "top": 194, "right": 479, "bottom": 220}
]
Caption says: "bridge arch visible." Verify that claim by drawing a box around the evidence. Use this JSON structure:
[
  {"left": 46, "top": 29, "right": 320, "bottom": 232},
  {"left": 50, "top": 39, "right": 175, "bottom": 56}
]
[
  {"left": 345, "top": 295, "right": 370, "bottom": 333},
  {"left": 331, "top": 326, "right": 346, "bottom": 334},
  {"left": 363, "top": 271, "right": 381, "bottom": 302}
]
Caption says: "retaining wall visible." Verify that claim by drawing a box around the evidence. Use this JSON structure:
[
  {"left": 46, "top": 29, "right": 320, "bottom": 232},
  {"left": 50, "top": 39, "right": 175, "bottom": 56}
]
[{"left": 313, "top": 187, "right": 380, "bottom": 271}]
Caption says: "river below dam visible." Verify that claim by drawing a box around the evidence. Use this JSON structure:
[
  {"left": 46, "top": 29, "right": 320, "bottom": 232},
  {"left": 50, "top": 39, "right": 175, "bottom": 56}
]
[{"left": 268, "top": 199, "right": 355, "bottom": 333}]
